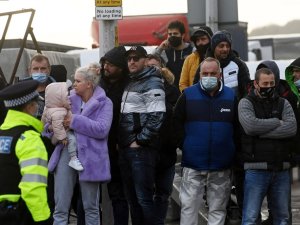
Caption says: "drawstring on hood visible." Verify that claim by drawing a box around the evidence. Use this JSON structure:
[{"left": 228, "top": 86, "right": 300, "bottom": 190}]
[{"left": 173, "top": 50, "right": 183, "bottom": 61}]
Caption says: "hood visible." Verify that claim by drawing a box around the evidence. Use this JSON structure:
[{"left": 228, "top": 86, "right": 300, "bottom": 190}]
[
  {"left": 285, "top": 57, "right": 300, "bottom": 99},
  {"left": 190, "top": 26, "right": 213, "bottom": 44},
  {"left": 45, "top": 82, "right": 71, "bottom": 109},
  {"left": 100, "top": 46, "right": 128, "bottom": 72},
  {"left": 256, "top": 60, "right": 280, "bottom": 85},
  {"left": 130, "top": 66, "right": 162, "bottom": 80},
  {"left": 1, "top": 109, "right": 43, "bottom": 133}
]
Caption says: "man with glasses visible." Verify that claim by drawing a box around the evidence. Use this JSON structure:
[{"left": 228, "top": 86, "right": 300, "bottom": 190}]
[{"left": 118, "top": 46, "right": 166, "bottom": 225}]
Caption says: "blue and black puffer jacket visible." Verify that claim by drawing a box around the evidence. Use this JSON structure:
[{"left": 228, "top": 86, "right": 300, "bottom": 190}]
[{"left": 174, "top": 83, "right": 237, "bottom": 171}]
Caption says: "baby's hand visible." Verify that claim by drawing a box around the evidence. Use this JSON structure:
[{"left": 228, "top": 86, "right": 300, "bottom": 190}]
[
  {"left": 63, "top": 115, "right": 72, "bottom": 129},
  {"left": 61, "top": 139, "right": 68, "bottom": 146}
]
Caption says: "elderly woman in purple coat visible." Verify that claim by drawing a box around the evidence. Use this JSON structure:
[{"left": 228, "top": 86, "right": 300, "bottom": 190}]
[{"left": 52, "top": 66, "right": 113, "bottom": 225}]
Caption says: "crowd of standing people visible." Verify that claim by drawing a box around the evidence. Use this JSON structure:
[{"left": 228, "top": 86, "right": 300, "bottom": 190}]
[{"left": 0, "top": 19, "right": 300, "bottom": 225}]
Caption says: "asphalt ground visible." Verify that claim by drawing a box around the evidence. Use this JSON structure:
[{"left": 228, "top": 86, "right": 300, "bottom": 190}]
[{"left": 69, "top": 166, "right": 300, "bottom": 225}]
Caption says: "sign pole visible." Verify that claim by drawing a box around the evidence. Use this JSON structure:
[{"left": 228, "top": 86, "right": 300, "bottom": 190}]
[
  {"left": 95, "top": 2, "right": 122, "bottom": 223},
  {"left": 99, "top": 20, "right": 117, "bottom": 58},
  {"left": 95, "top": 0, "right": 122, "bottom": 58}
]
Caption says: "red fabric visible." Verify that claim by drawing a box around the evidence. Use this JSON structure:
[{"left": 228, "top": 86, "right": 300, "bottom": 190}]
[{"left": 91, "top": 14, "right": 190, "bottom": 47}]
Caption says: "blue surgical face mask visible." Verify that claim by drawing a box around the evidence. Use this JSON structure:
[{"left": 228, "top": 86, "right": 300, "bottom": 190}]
[
  {"left": 31, "top": 73, "right": 48, "bottom": 83},
  {"left": 200, "top": 76, "right": 218, "bottom": 91},
  {"left": 294, "top": 79, "right": 300, "bottom": 89}
]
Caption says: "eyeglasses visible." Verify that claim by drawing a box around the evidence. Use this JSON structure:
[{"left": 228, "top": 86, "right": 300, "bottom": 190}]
[{"left": 127, "top": 56, "right": 141, "bottom": 62}]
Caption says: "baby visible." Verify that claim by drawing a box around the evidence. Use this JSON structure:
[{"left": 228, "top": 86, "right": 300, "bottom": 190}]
[{"left": 42, "top": 81, "right": 83, "bottom": 171}]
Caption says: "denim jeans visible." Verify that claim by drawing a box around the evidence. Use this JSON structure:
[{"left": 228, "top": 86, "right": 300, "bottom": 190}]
[
  {"left": 119, "top": 146, "right": 157, "bottom": 225},
  {"left": 76, "top": 184, "right": 102, "bottom": 225},
  {"left": 154, "top": 165, "right": 175, "bottom": 225},
  {"left": 107, "top": 159, "right": 129, "bottom": 225},
  {"left": 242, "top": 169, "right": 291, "bottom": 225},
  {"left": 53, "top": 148, "right": 100, "bottom": 225}
]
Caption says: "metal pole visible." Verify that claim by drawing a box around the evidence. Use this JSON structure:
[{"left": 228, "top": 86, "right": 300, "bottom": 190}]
[
  {"left": 206, "top": 0, "right": 218, "bottom": 32},
  {"left": 9, "top": 9, "right": 36, "bottom": 84},
  {"left": 98, "top": 19, "right": 118, "bottom": 225},
  {"left": 99, "top": 20, "right": 117, "bottom": 59}
]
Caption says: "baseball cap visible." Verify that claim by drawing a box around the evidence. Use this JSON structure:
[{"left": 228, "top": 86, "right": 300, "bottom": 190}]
[{"left": 125, "top": 46, "right": 147, "bottom": 58}]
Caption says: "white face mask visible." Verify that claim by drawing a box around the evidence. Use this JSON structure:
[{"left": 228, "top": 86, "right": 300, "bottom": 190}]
[
  {"left": 294, "top": 79, "right": 300, "bottom": 89},
  {"left": 200, "top": 76, "right": 218, "bottom": 91}
]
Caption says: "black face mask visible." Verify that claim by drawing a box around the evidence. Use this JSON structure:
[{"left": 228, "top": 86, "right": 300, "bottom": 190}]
[
  {"left": 196, "top": 43, "right": 210, "bottom": 58},
  {"left": 259, "top": 86, "right": 275, "bottom": 98},
  {"left": 168, "top": 36, "right": 182, "bottom": 48}
]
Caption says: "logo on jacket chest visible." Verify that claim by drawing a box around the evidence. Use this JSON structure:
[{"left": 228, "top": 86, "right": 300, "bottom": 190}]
[
  {"left": 220, "top": 108, "right": 231, "bottom": 113},
  {"left": 0, "top": 136, "right": 12, "bottom": 154}
]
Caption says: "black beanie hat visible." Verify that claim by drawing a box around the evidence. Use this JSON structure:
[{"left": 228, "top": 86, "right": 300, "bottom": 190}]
[
  {"left": 211, "top": 30, "right": 232, "bottom": 52},
  {"left": 100, "top": 46, "right": 127, "bottom": 70},
  {"left": 190, "top": 26, "right": 213, "bottom": 43}
]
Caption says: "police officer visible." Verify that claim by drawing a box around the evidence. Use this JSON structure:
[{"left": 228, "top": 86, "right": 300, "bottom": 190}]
[{"left": 0, "top": 80, "right": 51, "bottom": 225}]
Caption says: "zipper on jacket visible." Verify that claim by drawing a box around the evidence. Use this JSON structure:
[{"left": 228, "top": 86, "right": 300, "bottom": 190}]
[{"left": 208, "top": 98, "right": 213, "bottom": 168}]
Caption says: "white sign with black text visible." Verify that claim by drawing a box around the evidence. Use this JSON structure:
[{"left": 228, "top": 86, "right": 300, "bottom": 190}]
[{"left": 95, "top": 7, "right": 123, "bottom": 20}]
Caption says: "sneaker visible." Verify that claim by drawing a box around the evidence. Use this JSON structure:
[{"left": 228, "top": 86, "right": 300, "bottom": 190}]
[{"left": 68, "top": 158, "right": 84, "bottom": 171}]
